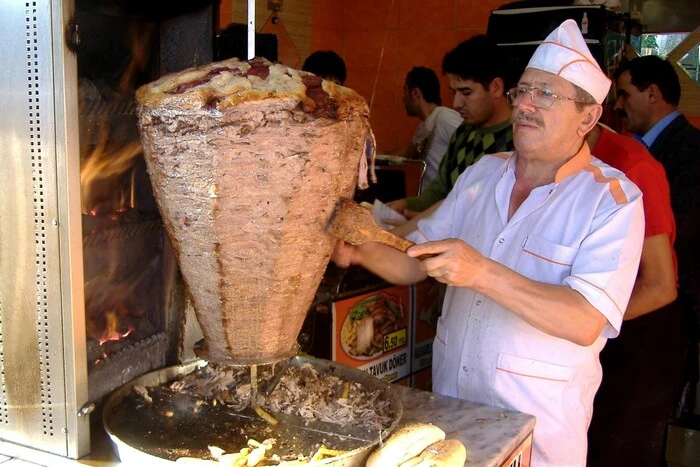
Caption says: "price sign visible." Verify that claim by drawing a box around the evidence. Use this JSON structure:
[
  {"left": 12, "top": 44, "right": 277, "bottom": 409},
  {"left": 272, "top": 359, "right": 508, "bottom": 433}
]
[{"left": 383, "top": 328, "right": 407, "bottom": 353}]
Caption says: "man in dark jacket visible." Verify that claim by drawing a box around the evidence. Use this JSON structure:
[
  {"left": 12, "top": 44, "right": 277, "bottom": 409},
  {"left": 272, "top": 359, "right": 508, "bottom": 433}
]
[{"left": 614, "top": 54, "right": 700, "bottom": 420}]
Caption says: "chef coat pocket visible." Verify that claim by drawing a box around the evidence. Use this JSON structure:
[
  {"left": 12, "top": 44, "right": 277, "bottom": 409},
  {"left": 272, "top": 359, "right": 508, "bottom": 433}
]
[
  {"left": 493, "top": 352, "right": 571, "bottom": 411},
  {"left": 432, "top": 318, "right": 448, "bottom": 384},
  {"left": 517, "top": 234, "right": 578, "bottom": 284}
]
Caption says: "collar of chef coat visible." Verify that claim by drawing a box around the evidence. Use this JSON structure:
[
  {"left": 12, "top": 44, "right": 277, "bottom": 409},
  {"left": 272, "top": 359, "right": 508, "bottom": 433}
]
[
  {"left": 498, "top": 143, "right": 594, "bottom": 225},
  {"left": 503, "top": 142, "right": 630, "bottom": 209},
  {"left": 505, "top": 142, "right": 593, "bottom": 186},
  {"left": 500, "top": 143, "right": 592, "bottom": 195}
]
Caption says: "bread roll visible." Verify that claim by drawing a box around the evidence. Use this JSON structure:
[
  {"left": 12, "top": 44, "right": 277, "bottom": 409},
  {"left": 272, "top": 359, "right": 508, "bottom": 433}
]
[
  {"left": 415, "top": 439, "right": 468, "bottom": 466},
  {"left": 366, "top": 423, "right": 446, "bottom": 467}
]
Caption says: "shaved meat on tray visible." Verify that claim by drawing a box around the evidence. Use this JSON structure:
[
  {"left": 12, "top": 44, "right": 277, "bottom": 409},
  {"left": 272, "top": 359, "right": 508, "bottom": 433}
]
[
  {"left": 266, "top": 363, "right": 393, "bottom": 432},
  {"left": 133, "top": 362, "right": 394, "bottom": 432}
]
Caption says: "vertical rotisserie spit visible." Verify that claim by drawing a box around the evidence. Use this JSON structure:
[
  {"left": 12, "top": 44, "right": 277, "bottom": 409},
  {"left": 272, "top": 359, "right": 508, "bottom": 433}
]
[{"left": 135, "top": 57, "right": 373, "bottom": 365}]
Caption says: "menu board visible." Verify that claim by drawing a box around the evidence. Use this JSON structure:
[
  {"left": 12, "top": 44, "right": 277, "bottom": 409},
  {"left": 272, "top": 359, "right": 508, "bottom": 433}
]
[{"left": 332, "top": 286, "right": 411, "bottom": 382}]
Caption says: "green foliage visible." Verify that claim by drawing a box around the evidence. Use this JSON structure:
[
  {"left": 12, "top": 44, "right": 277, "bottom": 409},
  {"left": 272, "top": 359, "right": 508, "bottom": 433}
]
[{"left": 641, "top": 34, "right": 659, "bottom": 49}]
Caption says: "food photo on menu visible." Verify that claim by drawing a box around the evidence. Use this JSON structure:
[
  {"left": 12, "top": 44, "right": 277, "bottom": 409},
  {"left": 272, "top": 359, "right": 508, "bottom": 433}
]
[{"left": 341, "top": 292, "right": 406, "bottom": 358}]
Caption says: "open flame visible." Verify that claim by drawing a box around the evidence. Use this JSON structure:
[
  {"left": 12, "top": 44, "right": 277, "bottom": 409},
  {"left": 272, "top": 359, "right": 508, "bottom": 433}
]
[
  {"left": 80, "top": 22, "right": 153, "bottom": 215},
  {"left": 84, "top": 253, "right": 160, "bottom": 347},
  {"left": 80, "top": 129, "right": 142, "bottom": 215},
  {"left": 98, "top": 310, "right": 134, "bottom": 345},
  {"left": 84, "top": 266, "right": 142, "bottom": 344},
  {"left": 82, "top": 22, "right": 158, "bottom": 357}
]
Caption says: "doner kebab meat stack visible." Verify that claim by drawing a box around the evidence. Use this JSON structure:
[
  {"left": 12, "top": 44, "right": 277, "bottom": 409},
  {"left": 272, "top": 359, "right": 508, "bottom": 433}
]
[{"left": 135, "top": 57, "right": 374, "bottom": 365}]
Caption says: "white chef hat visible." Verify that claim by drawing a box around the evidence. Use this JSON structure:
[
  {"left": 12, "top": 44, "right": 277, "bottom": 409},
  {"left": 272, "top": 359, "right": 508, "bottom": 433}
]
[{"left": 526, "top": 19, "right": 611, "bottom": 104}]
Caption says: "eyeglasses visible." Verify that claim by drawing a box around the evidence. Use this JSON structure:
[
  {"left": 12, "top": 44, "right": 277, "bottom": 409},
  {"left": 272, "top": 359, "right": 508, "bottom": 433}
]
[{"left": 506, "top": 86, "right": 587, "bottom": 109}]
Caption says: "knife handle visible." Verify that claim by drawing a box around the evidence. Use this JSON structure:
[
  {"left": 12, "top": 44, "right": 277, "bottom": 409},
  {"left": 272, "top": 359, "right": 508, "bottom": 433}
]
[{"left": 376, "top": 229, "right": 415, "bottom": 252}]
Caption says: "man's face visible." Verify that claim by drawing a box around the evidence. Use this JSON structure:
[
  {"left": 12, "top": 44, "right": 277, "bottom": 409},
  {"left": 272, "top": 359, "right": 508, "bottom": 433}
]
[
  {"left": 402, "top": 84, "right": 420, "bottom": 117},
  {"left": 511, "top": 69, "right": 590, "bottom": 157},
  {"left": 614, "top": 70, "right": 651, "bottom": 135},
  {"left": 446, "top": 74, "right": 496, "bottom": 127}
]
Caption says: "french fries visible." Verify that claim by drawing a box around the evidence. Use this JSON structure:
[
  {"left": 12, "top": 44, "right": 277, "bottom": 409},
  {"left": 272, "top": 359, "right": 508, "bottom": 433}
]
[
  {"left": 253, "top": 405, "right": 279, "bottom": 425},
  {"left": 277, "top": 444, "right": 348, "bottom": 466},
  {"left": 309, "top": 445, "right": 347, "bottom": 462},
  {"left": 177, "top": 439, "right": 274, "bottom": 467},
  {"left": 177, "top": 439, "right": 348, "bottom": 466}
]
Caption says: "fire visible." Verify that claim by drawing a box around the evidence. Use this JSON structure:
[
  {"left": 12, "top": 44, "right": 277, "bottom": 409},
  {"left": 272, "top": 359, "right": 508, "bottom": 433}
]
[
  {"left": 84, "top": 270, "right": 141, "bottom": 344},
  {"left": 97, "top": 310, "right": 134, "bottom": 345},
  {"left": 80, "top": 129, "right": 142, "bottom": 214},
  {"left": 90, "top": 308, "right": 135, "bottom": 367},
  {"left": 80, "top": 22, "right": 153, "bottom": 215},
  {"left": 81, "top": 22, "right": 160, "bottom": 357}
]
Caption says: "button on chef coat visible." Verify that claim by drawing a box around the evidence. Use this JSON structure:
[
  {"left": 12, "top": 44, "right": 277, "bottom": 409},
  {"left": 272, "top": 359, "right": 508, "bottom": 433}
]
[{"left": 407, "top": 148, "right": 644, "bottom": 467}]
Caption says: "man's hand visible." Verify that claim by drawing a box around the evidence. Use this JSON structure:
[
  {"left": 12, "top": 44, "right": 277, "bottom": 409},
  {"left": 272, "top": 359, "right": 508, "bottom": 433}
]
[
  {"left": 406, "top": 239, "right": 485, "bottom": 288},
  {"left": 330, "top": 240, "right": 357, "bottom": 268},
  {"left": 403, "top": 208, "right": 421, "bottom": 219},
  {"left": 386, "top": 199, "right": 408, "bottom": 216}
]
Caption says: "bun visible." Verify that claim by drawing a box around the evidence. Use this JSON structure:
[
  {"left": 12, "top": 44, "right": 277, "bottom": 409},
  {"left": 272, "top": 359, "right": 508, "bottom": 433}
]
[
  {"left": 366, "top": 423, "right": 446, "bottom": 467},
  {"left": 412, "top": 439, "right": 468, "bottom": 466}
]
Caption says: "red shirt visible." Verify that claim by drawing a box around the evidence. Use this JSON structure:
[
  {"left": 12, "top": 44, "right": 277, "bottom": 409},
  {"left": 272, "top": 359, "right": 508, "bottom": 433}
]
[{"left": 592, "top": 125, "right": 678, "bottom": 280}]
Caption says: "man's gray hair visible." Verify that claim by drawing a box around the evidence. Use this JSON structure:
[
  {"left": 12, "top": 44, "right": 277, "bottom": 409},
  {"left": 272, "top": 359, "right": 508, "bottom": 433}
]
[{"left": 573, "top": 83, "right": 598, "bottom": 111}]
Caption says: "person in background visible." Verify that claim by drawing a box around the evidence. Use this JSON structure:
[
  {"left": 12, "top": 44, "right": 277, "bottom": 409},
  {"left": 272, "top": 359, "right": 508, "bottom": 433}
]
[
  {"left": 614, "top": 54, "right": 700, "bottom": 426},
  {"left": 301, "top": 50, "right": 346, "bottom": 85},
  {"left": 585, "top": 122, "right": 680, "bottom": 466},
  {"left": 331, "top": 20, "right": 644, "bottom": 465},
  {"left": 401, "top": 66, "right": 463, "bottom": 191},
  {"left": 386, "top": 35, "right": 514, "bottom": 219}
]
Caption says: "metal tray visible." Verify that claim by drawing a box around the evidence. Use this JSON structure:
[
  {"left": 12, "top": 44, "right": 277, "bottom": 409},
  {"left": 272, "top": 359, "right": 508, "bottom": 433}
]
[{"left": 102, "top": 356, "right": 403, "bottom": 466}]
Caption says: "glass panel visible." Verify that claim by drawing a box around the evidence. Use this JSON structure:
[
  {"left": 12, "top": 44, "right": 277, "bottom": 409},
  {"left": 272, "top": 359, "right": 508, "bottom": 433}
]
[
  {"left": 678, "top": 44, "right": 700, "bottom": 84},
  {"left": 630, "top": 32, "right": 699, "bottom": 84},
  {"left": 633, "top": 33, "right": 690, "bottom": 58}
]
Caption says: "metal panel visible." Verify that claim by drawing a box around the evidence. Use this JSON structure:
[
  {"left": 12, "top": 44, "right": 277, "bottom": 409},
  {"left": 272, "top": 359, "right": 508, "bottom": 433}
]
[{"left": 0, "top": 0, "right": 89, "bottom": 458}]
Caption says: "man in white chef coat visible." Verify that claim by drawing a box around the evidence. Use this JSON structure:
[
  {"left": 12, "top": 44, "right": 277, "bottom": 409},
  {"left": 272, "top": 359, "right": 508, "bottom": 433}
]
[{"left": 331, "top": 19, "right": 644, "bottom": 466}]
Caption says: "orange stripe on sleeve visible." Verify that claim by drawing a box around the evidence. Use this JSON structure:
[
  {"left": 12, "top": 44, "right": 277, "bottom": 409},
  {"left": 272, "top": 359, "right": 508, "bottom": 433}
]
[{"left": 570, "top": 274, "right": 625, "bottom": 317}]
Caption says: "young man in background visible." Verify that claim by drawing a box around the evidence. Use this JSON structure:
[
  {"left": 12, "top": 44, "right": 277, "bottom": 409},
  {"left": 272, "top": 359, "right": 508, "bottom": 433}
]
[
  {"left": 387, "top": 35, "right": 514, "bottom": 219},
  {"left": 401, "top": 66, "right": 463, "bottom": 191}
]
